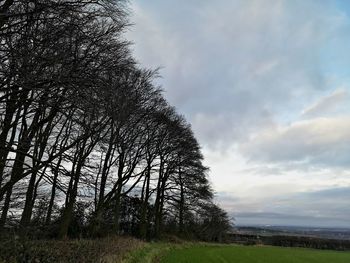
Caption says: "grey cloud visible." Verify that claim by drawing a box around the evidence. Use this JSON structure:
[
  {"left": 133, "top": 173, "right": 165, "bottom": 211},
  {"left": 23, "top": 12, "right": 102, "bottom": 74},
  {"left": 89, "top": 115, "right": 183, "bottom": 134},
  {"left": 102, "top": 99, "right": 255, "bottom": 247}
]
[
  {"left": 241, "top": 117, "right": 350, "bottom": 167},
  {"left": 215, "top": 191, "right": 240, "bottom": 203},
  {"left": 220, "top": 187, "right": 350, "bottom": 227},
  {"left": 281, "top": 188, "right": 350, "bottom": 220},
  {"left": 234, "top": 212, "right": 350, "bottom": 227}
]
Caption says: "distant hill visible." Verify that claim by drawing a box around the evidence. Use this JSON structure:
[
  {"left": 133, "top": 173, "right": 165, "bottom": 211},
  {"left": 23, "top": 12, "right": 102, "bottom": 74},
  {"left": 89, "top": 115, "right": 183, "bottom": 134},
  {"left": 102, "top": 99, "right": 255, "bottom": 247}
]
[{"left": 235, "top": 225, "right": 350, "bottom": 240}]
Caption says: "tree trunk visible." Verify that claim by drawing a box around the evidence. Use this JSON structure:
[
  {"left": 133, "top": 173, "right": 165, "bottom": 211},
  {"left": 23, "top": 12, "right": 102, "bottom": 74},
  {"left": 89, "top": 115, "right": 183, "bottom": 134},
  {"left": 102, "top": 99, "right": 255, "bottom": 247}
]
[
  {"left": 20, "top": 171, "right": 37, "bottom": 227},
  {"left": 0, "top": 86, "right": 20, "bottom": 185},
  {"left": 139, "top": 163, "right": 151, "bottom": 239},
  {"left": 0, "top": 188, "right": 12, "bottom": 229},
  {"left": 21, "top": 116, "right": 53, "bottom": 228},
  {"left": 46, "top": 157, "right": 61, "bottom": 224},
  {"left": 154, "top": 158, "right": 164, "bottom": 238},
  {"left": 113, "top": 183, "right": 122, "bottom": 234},
  {"left": 0, "top": 132, "right": 32, "bottom": 226},
  {"left": 98, "top": 129, "right": 114, "bottom": 204},
  {"left": 179, "top": 168, "right": 184, "bottom": 234},
  {"left": 58, "top": 160, "right": 83, "bottom": 239}
]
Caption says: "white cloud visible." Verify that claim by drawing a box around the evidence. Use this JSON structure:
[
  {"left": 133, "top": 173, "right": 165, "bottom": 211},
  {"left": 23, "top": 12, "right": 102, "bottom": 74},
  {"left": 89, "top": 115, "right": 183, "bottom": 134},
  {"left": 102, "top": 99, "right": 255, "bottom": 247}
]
[{"left": 302, "top": 88, "right": 348, "bottom": 117}]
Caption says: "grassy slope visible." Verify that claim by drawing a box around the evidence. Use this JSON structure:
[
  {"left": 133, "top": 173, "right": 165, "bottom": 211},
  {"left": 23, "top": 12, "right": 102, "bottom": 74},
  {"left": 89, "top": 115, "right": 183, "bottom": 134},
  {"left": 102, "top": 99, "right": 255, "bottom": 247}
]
[
  {"left": 2, "top": 237, "right": 350, "bottom": 263},
  {"left": 160, "top": 245, "right": 350, "bottom": 263}
]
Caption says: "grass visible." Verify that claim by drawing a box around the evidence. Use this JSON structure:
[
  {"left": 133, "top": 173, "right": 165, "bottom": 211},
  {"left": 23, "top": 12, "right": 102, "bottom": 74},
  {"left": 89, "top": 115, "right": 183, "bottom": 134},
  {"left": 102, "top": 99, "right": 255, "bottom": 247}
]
[
  {"left": 121, "top": 242, "right": 171, "bottom": 263},
  {"left": 159, "top": 244, "right": 350, "bottom": 263},
  {"left": 2, "top": 237, "right": 350, "bottom": 263}
]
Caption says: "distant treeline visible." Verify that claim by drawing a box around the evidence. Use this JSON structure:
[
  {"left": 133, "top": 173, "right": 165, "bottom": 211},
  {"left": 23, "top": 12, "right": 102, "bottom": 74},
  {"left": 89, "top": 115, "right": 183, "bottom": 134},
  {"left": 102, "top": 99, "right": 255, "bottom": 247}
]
[
  {"left": 0, "top": 0, "right": 232, "bottom": 241},
  {"left": 231, "top": 234, "right": 350, "bottom": 251}
]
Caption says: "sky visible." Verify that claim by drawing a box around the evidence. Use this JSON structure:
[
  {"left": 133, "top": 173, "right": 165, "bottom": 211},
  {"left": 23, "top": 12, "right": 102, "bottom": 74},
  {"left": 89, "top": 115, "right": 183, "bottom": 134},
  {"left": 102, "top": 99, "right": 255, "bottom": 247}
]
[{"left": 126, "top": 0, "right": 350, "bottom": 228}]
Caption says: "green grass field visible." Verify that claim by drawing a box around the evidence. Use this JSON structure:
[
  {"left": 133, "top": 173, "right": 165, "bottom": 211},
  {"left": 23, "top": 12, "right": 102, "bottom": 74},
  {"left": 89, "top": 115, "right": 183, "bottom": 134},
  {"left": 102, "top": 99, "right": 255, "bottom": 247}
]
[{"left": 160, "top": 245, "right": 350, "bottom": 263}]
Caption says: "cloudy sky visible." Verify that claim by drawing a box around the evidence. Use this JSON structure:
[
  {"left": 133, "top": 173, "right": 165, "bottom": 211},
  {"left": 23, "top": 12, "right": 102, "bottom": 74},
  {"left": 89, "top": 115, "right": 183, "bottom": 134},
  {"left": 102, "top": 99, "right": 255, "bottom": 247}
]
[{"left": 127, "top": 0, "right": 350, "bottom": 227}]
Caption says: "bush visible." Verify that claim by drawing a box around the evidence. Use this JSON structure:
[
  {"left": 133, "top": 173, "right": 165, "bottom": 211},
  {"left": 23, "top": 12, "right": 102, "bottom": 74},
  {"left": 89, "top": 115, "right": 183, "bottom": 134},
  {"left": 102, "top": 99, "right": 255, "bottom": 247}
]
[{"left": 0, "top": 236, "right": 143, "bottom": 263}]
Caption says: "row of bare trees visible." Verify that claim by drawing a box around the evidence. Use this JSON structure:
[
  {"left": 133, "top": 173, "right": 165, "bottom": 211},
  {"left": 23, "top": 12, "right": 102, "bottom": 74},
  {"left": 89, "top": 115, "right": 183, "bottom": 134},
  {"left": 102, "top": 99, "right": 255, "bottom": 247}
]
[{"left": 0, "top": 0, "right": 232, "bottom": 241}]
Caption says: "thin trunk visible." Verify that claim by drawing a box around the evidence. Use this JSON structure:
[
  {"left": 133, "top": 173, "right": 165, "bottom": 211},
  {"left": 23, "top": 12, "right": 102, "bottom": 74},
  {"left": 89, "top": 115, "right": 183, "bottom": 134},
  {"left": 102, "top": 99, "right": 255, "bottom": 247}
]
[
  {"left": 0, "top": 188, "right": 12, "bottom": 229},
  {"left": 58, "top": 162, "right": 82, "bottom": 239},
  {"left": 154, "top": 158, "right": 164, "bottom": 238},
  {"left": 98, "top": 128, "right": 114, "bottom": 205},
  {"left": 30, "top": 166, "right": 47, "bottom": 222},
  {"left": 21, "top": 117, "right": 53, "bottom": 227},
  {"left": 46, "top": 157, "right": 62, "bottom": 224},
  {"left": 113, "top": 183, "right": 122, "bottom": 234},
  {"left": 139, "top": 162, "right": 151, "bottom": 239},
  {"left": 179, "top": 168, "right": 184, "bottom": 234},
  {"left": 0, "top": 94, "right": 48, "bottom": 202},
  {"left": 58, "top": 134, "right": 96, "bottom": 238},
  {"left": 156, "top": 168, "right": 168, "bottom": 237},
  {"left": 112, "top": 152, "right": 125, "bottom": 234},
  {"left": 0, "top": 134, "right": 32, "bottom": 226},
  {"left": 0, "top": 87, "right": 20, "bottom": 184}
]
